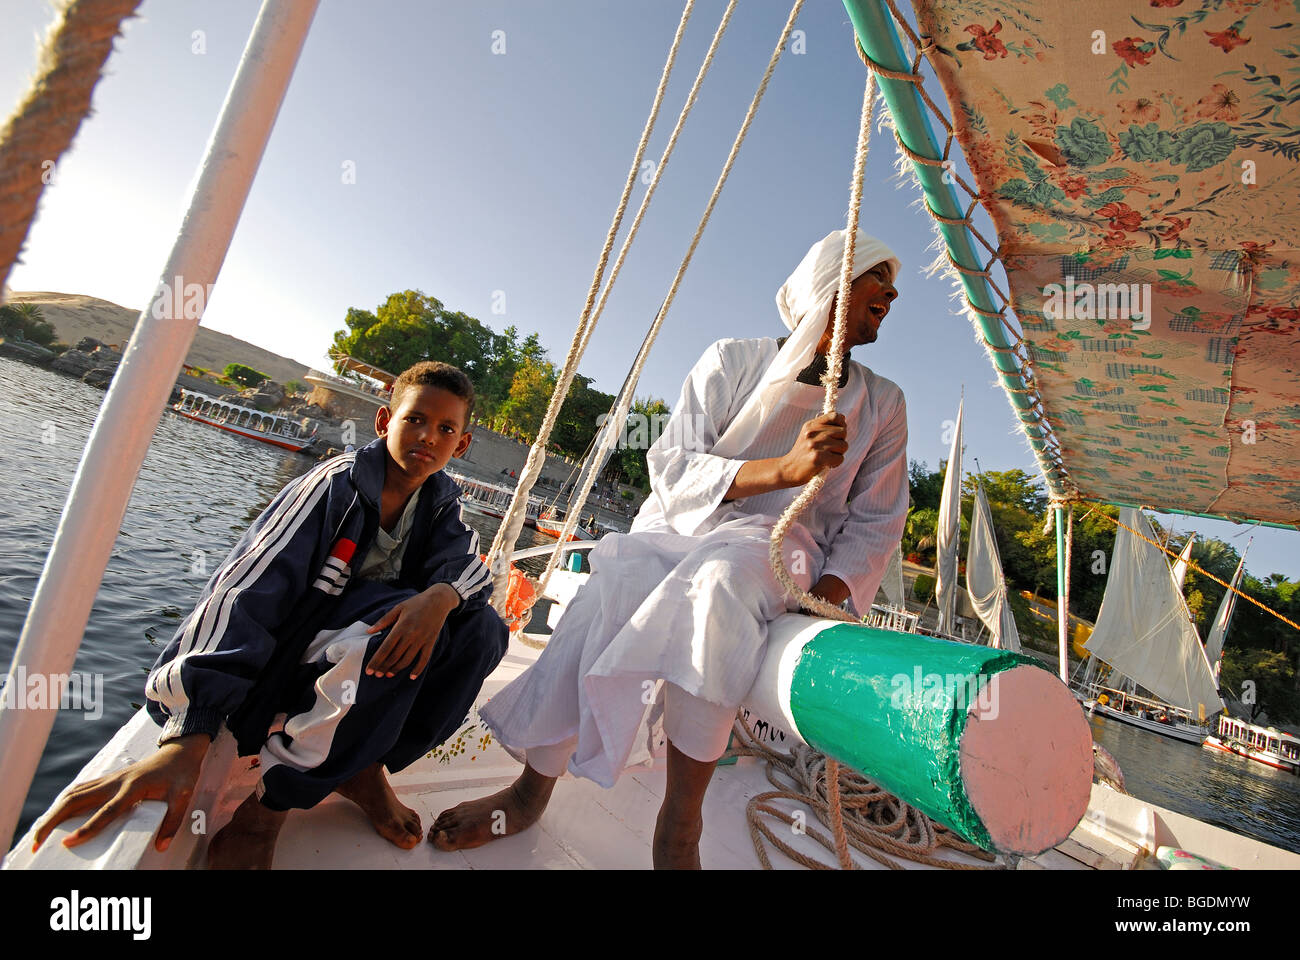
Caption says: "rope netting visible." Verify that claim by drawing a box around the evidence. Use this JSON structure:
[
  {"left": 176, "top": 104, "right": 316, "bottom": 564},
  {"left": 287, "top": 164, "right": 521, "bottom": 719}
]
[
  {"left": 853, "top": 0, "right": 1077, "bottom": 497},
  {"left": 0, "top": 0, "right": 144, "bottom": 296}
]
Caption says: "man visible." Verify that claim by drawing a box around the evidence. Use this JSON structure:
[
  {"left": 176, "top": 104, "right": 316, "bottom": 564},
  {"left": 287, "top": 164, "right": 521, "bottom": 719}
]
[{"left": 431, "top": 229, "right": 909, "bottom": 868}]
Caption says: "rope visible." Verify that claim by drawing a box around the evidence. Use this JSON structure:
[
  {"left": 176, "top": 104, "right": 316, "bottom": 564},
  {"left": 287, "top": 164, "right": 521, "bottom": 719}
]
[
  {"left": 729, "top": 714, "right": 1001, "bottom": 870},
  {"left": 0, "top": 0, "right": 144, "bottom": 295},
  {"left": 530, "top": 0, "right": 808, "bottom": 601},
  {"left": 765, "top": 68, "right": 875, "bottom": 626},
  {"left": 482, "top": 0, "right": 696, "bottom": 611},
  {"left": 1098, "top": 510, "right": 1300, "bottom": 633}
]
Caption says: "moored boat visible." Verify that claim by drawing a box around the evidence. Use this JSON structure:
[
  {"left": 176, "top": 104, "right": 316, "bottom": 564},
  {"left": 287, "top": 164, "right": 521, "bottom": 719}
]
[
  {"left": 1203, "top": 716, "right": 1300, "bottom": 775},
  {"left": 171, "top": 389, "right": 316, "bottom": 453}
]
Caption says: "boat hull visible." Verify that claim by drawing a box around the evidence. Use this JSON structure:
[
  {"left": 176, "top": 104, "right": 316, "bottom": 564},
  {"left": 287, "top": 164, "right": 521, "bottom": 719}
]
[
  {"left": 1203, "top": 735, "right": 1300, "bottom": 774},
  {"left": 1087, "top": 700, "right": 1207, "bottom": 745},
  {"left": 173, "top": 409, "right": 314, "bottom": 452}
]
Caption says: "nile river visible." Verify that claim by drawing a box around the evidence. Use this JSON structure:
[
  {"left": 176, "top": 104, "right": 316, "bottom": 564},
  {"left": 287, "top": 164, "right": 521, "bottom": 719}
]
[{"left": 2, "top": 357, "right": 1298, "bottom": 856}]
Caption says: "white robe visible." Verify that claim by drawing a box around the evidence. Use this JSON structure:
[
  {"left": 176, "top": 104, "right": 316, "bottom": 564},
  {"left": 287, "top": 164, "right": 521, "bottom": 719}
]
[{"left": 479, "top": 335, "right": 909, "bottom": 787}]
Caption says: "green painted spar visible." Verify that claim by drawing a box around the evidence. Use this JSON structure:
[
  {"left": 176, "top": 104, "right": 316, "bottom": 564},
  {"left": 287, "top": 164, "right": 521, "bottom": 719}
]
[
  {"left": 787, "top": 623, "right": 1046, "bottom": 852},
  {"left": 840, "top": 0, "right": 1070, "bottom": 500}
]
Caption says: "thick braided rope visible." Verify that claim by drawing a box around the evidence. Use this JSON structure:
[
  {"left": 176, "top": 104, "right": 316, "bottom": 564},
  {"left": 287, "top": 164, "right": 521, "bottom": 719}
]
[
  {"left": 483, "top": 0, "right": 695, "bottom": 611},
  {"left": 0, "top": 0, "right": 144, "bottom": 295},
  {"left": 730, "top": 715, "right": 1001, "bottom": 870},
  {"left": 532, "top": 0, "right": 807, "bottom": 600},
  {"left": 766, "top": 69, "right": 877, "bottom": 624}
]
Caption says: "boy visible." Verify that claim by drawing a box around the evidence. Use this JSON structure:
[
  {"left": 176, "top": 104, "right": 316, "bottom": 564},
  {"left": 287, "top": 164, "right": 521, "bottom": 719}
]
[
  {"left": 33, "top": 361, "right": 508, "bottom": 868},
  {"left": 431, "top": 229, "right": 910, "bottom": 868}
]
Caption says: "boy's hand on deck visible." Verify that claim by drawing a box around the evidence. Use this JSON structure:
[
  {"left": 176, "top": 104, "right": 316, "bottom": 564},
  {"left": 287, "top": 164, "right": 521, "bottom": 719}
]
[
  {"left": 779, "top": 413, "right": 848, "bottom": 485},
  {"left": 31, "top": 733, "right": 209, "bottom": 854},
  {"left": 366, "top": 583, "right": 460, "bottom": 680}
]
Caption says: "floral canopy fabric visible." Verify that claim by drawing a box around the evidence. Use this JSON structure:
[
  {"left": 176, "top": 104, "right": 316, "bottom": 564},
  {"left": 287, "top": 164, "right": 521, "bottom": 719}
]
[{"left": 913, "top": 0, "right": 1299, "bottom": 525}]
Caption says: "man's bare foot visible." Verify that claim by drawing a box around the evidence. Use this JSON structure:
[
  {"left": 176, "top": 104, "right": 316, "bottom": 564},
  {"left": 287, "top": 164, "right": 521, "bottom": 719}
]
[
  {"left": 652, "top": 804, "right": 704, "bottom": 870},
  {"left": 428, "top": 764, "right": 556, "bottom": 851},
  {"left": 335, "top": 763, "right": 422, "bottom": 849},
  {"left": 207, "top": 792, "right": 288, "bottom": 869}
]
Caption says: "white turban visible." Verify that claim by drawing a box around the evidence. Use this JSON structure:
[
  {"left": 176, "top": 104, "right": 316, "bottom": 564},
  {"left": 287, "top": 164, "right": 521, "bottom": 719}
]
[{"left": 712, "top": 228, "right": 900, "bottom": 459}]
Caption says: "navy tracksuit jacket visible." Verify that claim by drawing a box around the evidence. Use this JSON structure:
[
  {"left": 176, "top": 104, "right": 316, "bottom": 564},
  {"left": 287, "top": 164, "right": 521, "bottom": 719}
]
[{"left": 145, "top": 437, "right": 509, "bottom": 809}]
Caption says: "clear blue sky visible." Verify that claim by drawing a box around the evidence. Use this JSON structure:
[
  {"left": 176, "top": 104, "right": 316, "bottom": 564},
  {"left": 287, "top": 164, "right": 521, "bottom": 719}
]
[{"left": 3, "top": 0, "right": 1295, "bottom": 581}]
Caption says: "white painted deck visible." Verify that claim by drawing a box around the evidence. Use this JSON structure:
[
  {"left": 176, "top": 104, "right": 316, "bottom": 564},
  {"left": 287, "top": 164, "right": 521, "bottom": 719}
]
[{"left": 9, "top": 578, "right": 1299, "bottom": 871}]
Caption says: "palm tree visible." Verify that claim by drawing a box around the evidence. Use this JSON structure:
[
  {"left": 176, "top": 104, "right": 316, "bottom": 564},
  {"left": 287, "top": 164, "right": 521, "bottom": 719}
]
[{"left": 0, "top": 302, "right": 56, "bottom": 346}]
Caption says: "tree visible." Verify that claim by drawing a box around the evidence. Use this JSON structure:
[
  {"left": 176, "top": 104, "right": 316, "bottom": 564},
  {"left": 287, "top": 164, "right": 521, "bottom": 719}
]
[
  {"left": 0, "top": 302, "right": 57, "bottom": 347},
  {"left": 224, "top": 363, "right": 270, "bottom": 388},
  {"left": 498, "top": 357, "right": 557, "bottom": 439},
  {"left": 614, "top": 396, "right": 669, "bottom": 490},
  {"left": 551, "top": 373, "right": 616, "bottom": 460},
  {"left": 329, "top": 291, "right": 550, "bottom": 427}
]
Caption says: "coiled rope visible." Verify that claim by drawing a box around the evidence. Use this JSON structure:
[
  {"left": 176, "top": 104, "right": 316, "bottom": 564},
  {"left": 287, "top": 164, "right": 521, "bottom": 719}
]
[
  {"left": 729, "top": 714, "right": 1001, "bottom": 870},
  {"left": 0, "top": 0, "right": 144, "bottom": 296}
]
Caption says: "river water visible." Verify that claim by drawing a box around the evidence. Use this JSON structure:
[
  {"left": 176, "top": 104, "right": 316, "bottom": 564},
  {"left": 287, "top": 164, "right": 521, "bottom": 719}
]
[{"left": 3, "top": 357, "right": 1299, "bottom": 857}]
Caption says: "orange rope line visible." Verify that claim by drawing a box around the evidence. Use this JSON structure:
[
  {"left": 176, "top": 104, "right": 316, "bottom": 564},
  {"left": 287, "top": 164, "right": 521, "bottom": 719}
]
[{"left": 1099, "top": 511, "right": 1300, "bottom": 633}]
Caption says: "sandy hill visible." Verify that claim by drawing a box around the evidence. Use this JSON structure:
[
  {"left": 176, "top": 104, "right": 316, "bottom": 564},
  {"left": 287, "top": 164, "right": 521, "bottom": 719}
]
[{"left": 6, "top": 291, "right": 312, "bottom": 385}]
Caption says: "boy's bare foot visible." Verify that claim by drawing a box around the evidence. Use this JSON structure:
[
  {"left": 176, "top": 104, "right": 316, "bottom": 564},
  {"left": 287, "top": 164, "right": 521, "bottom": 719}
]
[
  {"left": 428, "top": 764, "right": 556, "bottom": 851},
  {"left": 335, "top": 763, "right": 422, "bottom": 849},
  {"left": 207, "top": 792, "right": 287, "bottom": 869},
  {"left": 652, "top": 805, "right": 704, "bottom": 870}
]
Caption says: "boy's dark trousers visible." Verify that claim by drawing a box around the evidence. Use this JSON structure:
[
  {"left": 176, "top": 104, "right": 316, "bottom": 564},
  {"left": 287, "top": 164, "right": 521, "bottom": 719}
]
[{"left": 252, "top": 579, "right": 509, "bottom": 811}]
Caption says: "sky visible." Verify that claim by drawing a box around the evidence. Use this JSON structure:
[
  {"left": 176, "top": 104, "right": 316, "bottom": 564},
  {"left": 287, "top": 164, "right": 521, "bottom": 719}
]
[{"left": 2, "top": 0, "right": 1296, "bottom": 581}]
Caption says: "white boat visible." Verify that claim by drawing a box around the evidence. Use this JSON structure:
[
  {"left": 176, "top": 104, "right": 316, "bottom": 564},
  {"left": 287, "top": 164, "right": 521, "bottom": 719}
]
[
  {"left": 445, "top": 470, "right": 543, "bottom": 525},
  {"left": 9, "top": 541, "right": 1299, "bottom": 871},
  {"left": 8, "top": 0, "right": 1300, "bottom": 879},
  {"left": 1203, "top": 716, "right": 1300, "bottom": 775},
  {"left": 1073, "top": 508, "right": 1224, "bottom": 745},
  {"left": 171, "top": 389, "right": 317, "bottom": 453}
]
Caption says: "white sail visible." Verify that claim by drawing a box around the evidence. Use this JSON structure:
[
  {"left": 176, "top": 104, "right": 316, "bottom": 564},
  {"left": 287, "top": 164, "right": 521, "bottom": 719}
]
[
  {"left": 1082, "top": 508, "right": 1224, "bottom": 716},
  {"left": 882, "top": 542, "right": 906, "bottom": 608},
  {"left": 1171, "top": 536, "right": 1194, "bottom": 589},
  {"left": 934, "top": 399, "right": 963, "bottom": 634},
  {"left": 1205, "top": 555, "right": 1245, "bottom": 684},
  {"left": 965, "top": 483, "right": 1021, "bottom": 652}
]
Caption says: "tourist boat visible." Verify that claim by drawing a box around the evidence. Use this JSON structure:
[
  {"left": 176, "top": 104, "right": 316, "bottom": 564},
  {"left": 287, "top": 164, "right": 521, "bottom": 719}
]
[
  {"left": 445, "top": 470, "right": 543, "bottom": 525},
  {"left": 171, "top": 389, "right": 317, "bottom": 453},
  {"left": 1203, "top": 716, "right": 1300, "bottom": 775},
  {"left": 6, "top": 0, "right": 1300, "bottom": 877}
]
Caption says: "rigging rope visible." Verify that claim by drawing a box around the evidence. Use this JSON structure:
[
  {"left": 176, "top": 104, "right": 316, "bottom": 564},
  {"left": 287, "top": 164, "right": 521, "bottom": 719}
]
[
  {"left": 0, "top": 0, "right": 144, "bottom": 295},
  {"left": 531, "top": 0, "right": 807, "bottom": 602},
  {"left": 766, "top": 69, "right": 877, "bottom": 625},
  {"left": 482, "top": 0, "right": 697, "bottom": 612}
]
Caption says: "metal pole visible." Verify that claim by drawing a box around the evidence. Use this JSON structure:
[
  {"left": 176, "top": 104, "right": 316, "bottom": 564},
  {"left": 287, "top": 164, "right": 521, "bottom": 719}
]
[
  {"left": 1055, "top": 505, "right": 1068, "bottom": 682},
  {"left": 0, "top": 0, "right": 319, "bottom": 855}
]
